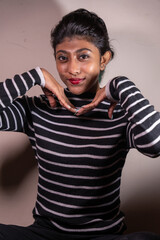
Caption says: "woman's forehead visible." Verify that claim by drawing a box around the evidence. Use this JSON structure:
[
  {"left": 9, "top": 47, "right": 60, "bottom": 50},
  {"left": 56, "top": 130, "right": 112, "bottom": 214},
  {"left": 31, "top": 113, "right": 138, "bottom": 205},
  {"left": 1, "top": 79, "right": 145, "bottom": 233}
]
[{"left": 55, "top": 36, "right": 99, "bottom": 53}]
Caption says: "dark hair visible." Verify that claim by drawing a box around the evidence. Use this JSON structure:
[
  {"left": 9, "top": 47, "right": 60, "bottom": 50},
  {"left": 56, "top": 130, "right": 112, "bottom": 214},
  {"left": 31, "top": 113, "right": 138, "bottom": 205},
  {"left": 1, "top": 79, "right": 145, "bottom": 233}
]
[{"left": 50, "top": 8, "right": 114, "bottom": 58}]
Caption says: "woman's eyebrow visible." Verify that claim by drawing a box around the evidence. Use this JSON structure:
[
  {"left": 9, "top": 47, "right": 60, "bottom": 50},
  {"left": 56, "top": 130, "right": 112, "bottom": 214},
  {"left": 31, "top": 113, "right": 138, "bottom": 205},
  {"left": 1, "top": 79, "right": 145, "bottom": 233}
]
[
  {"left": 56, "top": 48, "right": 92, "bottom": 55},
  {"left": 56, "top": 50, "right": 67, "bottom": 55},
  {"left": 76, "top": 48, "right": 92, "bottom": 53}
]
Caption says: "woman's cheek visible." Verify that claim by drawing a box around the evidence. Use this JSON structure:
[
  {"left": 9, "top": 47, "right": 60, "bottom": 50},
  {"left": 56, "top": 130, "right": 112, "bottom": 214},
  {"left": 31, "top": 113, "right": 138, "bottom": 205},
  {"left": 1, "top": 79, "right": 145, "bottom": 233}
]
[{"left": 84, "top": 63, "right": 100, "bottom": 75}]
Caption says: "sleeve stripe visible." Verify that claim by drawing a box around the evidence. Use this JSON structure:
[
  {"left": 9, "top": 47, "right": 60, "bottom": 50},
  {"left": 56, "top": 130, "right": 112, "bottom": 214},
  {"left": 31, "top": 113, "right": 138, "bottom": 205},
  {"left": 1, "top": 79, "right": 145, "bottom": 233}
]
[
  {"left": 3, "top": 81, "right": 12, "bottom": 104},
  {"left": 117, "top": 79, "right": 130, "bottom": 88},
  {"left": 12, "top": 104, "right": 23, "bottom": 127},
  {"left": 16, "top": 101, "right": 26, "bottom": 116},
  {"left": 128, "top": 104, "right": 151, "bottom": 121},
  {"left": 8, "top": 107, "right": 17, "bottom": 131},
  {"left": 27, "top": 71, "right": 36, "bottom": 86},
  {"left": 132, "top": 110, "right": 156, "bottom": 127},
  {"left": 12, "top": 78, "right": 20, "bottom": 96},
  {"left": 0, "top": 99, "right": 5, "bottom": 108},
  {"left": 35, "top": 67, "right": 45, "bottom": 87},
  {"left": 20, "top": 75, "right": 29, "bottom": 91},
  {"left": 121, "top": 91, "right": 141, "bottom": 107},
  {"left": 136, "top": 135, "right": 160, "bottom": 149},
  {"left": 135, "top": 118, "right": 160, "bottom": 140},
  {"left": 3, "top": 111, "right": 10, "bottom": 130},
  {"left": 125, "top": 98, "right": 145, "bottom": 112},
  {"left": 119, "top": 85, "right": 136, "bottom": 99}
]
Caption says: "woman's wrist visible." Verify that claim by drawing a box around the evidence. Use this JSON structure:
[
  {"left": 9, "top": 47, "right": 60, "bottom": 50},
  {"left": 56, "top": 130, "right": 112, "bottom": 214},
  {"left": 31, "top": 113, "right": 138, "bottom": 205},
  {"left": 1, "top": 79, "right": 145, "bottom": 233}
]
[
  {"left": 35, "top": 67, "right": 46, "bottom": 87},
  {"left": 105, "top": 79, "right": 118, "bottom": 103}
]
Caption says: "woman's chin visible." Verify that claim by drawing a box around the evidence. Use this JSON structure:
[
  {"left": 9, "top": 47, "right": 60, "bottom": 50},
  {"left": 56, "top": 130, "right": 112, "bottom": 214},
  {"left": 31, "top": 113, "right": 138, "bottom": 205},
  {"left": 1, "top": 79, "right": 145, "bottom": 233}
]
[{"left": 67, "top": 86, "right": 86, "bottom": 95}]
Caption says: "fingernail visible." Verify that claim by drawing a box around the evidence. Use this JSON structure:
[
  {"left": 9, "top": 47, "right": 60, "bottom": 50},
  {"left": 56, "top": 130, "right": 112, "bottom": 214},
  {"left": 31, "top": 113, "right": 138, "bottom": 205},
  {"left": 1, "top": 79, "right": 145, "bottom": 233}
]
[{"left": 74, "top": 108, "right": 79, "bottom": 116}]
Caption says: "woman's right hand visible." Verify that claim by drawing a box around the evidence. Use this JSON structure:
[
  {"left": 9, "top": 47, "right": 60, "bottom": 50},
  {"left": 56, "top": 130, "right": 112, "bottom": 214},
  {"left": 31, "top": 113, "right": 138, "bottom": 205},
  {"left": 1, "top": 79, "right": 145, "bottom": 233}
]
[{"left": 41, "top": 68, "right": 76, "bottom": 113}]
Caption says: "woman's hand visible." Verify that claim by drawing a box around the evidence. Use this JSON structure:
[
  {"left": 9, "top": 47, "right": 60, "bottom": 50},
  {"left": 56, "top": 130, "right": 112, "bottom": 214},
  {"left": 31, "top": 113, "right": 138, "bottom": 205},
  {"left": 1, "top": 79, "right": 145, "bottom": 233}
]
[
  {"left": 41, "top": 68, "right": 76, "bottom": 113},
  {"left": 76, "top": 86, "right": 117, "bottom": 119}
]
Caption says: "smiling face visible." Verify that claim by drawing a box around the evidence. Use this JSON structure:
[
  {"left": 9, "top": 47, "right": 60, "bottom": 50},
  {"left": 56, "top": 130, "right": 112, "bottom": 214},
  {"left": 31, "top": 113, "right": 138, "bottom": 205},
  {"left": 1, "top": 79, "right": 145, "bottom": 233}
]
[{"left": 55, "top": 37, "right": 110, "bottom": 95}]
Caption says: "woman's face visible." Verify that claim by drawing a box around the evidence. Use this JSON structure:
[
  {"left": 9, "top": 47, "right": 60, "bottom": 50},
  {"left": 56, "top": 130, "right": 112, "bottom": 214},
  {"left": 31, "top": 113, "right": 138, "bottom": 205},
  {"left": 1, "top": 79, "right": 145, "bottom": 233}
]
[{"left": 55, "top": 37, "right": 108, "bottom": 95}]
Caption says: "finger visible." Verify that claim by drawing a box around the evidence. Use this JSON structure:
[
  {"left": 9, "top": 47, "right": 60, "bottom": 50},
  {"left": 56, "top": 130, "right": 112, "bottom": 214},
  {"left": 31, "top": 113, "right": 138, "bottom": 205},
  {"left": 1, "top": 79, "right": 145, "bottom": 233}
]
[
  {"left": 59, "top": 99, "right": 76, "bottom": 113},
  {"left": 108, "top": 102, "right": 117, "bottom": 119},
  {"left": 77, "top": 97, "right": 101, "bottom": 115},
  {"left": 76, "top": 104, "right": 94, "bottom": 116},
  {"left": 42, "top": 87, "right": 52, "bottom": 96},
  {"left": 47, "top": 95, "right": 57, "bottom": 108},
  {"left": 77, "top": 90, "right": 106, "bottom": 116}
]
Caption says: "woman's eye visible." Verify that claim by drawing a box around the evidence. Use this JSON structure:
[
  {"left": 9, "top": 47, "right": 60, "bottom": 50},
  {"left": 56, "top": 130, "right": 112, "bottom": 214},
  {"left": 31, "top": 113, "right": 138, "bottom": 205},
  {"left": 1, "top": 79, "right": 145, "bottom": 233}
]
[
  {"left": 57, "top": 56, "right": 68, "bottom": 62},
  {"left": 79, "top": 54, "right": 89, "bottom": 60}
]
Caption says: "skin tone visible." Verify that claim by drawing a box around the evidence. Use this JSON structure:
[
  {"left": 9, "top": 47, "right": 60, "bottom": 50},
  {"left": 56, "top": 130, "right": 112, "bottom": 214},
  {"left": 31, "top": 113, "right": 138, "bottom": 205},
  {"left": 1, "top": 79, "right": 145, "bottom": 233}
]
[
  {"left": 55, "top": 37, "right": 105, "bottom": 95},
  {"left": 41, "top": 36, "right": 117, "bottom": 118}
]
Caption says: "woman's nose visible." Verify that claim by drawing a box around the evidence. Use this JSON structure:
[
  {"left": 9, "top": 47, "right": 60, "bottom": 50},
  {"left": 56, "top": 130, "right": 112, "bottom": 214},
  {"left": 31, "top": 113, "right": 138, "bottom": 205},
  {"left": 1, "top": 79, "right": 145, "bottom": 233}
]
[{"left": 67, "top": 59, "right": 80, "bottom": 75}]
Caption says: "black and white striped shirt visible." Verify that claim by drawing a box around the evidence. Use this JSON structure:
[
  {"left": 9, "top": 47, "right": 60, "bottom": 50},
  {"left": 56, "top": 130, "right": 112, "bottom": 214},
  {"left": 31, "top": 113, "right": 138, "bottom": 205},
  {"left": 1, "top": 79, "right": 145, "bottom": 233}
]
[{"left": 0, "top": 67, "right": 160, "bottom": 237}]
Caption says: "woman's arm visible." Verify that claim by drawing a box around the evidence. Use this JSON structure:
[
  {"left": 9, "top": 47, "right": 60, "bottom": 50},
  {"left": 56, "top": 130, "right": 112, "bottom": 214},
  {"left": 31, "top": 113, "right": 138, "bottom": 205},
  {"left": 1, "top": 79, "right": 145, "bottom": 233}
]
[
  {"left": 78, "top": 76, "right": 160, "bottom": 158},
  {"left": 0, "top": 67, "right": 75, "bottom": 132},
  {"left": 0, "top": 67, "right": 44, "bottom": 132},
  {"left": 108, "top": 76, "right": 160, "bottom": 157},
  {"left": 0, "top": 67, "right": 43, "bottom": 111}
]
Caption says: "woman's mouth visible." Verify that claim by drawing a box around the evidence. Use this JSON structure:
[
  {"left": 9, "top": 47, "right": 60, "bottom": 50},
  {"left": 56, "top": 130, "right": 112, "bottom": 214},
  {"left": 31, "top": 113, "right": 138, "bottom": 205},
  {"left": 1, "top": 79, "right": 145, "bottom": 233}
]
[{"left": 68, "top": 78, "right": 85, "bottom": 85}]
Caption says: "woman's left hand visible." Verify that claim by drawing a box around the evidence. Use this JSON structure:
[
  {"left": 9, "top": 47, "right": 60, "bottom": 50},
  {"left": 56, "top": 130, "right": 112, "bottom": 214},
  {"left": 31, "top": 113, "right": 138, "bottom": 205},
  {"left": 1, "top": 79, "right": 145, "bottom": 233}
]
[{"left": 76, "top": 86, "right": 117, "bottom": 119}]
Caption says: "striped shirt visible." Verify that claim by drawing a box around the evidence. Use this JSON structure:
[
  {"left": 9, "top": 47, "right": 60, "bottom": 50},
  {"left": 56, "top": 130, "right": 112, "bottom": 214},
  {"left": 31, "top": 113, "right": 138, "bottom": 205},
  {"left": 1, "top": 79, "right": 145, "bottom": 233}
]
[{"left": 0, "top": 67, "right": 160, "bottom": 237}]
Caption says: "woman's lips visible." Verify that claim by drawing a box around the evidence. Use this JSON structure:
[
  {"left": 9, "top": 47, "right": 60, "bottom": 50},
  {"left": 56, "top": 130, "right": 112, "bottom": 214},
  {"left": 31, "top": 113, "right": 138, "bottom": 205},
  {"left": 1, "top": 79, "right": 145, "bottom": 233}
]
[{"left": 68, "top": 78, "right": 85, "bottom": 85}]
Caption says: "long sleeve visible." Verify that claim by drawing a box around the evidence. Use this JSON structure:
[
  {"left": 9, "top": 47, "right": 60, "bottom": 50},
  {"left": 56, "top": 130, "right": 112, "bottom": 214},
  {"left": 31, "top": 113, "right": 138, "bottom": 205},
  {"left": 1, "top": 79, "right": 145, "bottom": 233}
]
[
  {"left": 0, "top": 67, "right": 45, "bottom": 132},
  {"left": 106, "top": 76, "right": 160, "bottom": 158}
]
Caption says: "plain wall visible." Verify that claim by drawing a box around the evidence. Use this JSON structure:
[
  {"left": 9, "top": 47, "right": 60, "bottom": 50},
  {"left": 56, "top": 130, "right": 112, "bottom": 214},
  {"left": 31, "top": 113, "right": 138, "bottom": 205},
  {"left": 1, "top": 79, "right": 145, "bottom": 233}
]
[{"left": 0, "top": 0, "right": 160, "bottom": 234}]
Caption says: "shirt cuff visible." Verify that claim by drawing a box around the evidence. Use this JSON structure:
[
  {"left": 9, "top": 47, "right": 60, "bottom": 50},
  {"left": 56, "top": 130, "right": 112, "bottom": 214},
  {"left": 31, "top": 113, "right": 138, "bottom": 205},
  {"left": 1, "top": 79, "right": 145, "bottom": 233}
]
[
  {"left": 105, "top": 79, "right": 118, "bottom": 103},
  {"left": 35, "top": 67, "right": 45, "bottom": 87}
]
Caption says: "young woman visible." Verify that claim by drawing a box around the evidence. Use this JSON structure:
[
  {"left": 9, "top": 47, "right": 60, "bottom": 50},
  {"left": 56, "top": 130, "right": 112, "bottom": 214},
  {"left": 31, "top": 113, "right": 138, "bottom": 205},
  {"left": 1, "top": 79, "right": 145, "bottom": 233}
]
[{"left": 0, "top": 8, "right": 160, "bottom": 240}]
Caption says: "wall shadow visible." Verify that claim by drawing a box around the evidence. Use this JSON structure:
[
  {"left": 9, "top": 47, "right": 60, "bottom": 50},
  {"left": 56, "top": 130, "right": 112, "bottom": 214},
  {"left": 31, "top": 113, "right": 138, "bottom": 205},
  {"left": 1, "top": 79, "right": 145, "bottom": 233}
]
[
  {"left": 0, "top": 143, "right": 36, "bottom": 193},
  {"left": 0, "top": 0, "right": 64, "bottom": 194},
  {"left": 122, "top": 199, "right": 160, "bottom": 234}
]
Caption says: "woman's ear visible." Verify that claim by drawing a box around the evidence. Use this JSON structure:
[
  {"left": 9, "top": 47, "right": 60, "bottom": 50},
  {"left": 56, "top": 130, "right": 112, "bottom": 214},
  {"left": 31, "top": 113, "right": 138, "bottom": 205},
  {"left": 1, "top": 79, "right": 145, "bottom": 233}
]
[{"left": 100, "top": 51, "right": 112, "bottom": 70}]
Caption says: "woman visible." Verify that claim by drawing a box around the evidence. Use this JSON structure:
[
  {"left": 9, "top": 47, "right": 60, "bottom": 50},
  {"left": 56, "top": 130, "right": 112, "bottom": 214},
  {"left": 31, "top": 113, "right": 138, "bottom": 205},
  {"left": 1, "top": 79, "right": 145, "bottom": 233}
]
[{"left": 0, "top": 8, "right": 160, "bottom": 240}]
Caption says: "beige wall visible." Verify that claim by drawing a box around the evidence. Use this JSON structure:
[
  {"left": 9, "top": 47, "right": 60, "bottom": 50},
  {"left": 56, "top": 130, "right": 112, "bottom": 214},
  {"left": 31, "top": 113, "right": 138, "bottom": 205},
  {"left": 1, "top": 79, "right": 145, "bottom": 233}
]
[{"left": 0, "top": 0, "right": 160, "bottom": 234}]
